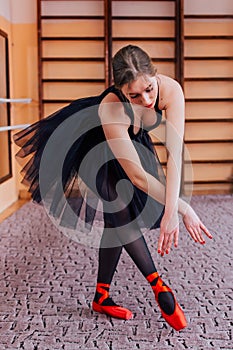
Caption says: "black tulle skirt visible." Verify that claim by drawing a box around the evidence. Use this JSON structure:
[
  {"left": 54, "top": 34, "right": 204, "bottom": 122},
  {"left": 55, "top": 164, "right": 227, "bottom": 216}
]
[{"left": 14, "top": 86, "right": 165, "bottom": 245}]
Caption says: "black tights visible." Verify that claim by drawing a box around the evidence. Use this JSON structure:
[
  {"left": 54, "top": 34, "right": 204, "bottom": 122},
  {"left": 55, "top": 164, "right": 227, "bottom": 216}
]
[
  {"left": 95, "top": 222, "right": 177, "bottom": 317},
  {"left": 97, "top": 222, "right": 157, "bottom": 285}
]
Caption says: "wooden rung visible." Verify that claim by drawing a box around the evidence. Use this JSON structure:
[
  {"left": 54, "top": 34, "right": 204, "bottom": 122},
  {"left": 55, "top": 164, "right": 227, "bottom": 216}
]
[
  {"left": 152, "top": 58, "right": 175, "bottom": 62},
  {"left": 185, "top": 15, "right": 233, "bottom": 19},
  {"left": 42, "top": 57, "right": 105, "bottom": 62},
  {"left": 185, "top": 140, "right": 233, "bottom": 144},
  {"left": 185, "top": 180, "right": 232, "bottom": 184},
  {"left": 112, "top": 37, "right": 175, "bottom": 41},
  {"left": 185, "top": 77, "right": 233, "bottom": 82},
  {"left": 185, "top": 98, "right": 233, "bottom": 102},
  {"left": 42, "top": 78, "right": 105, "bottom": 83},
  {"left": 42, "top": 99, "right": 74, "bottom": 103},
  {"left": 40, "top": 0, "right": 175, "bottom": 1},
  {"left": 109, "top": 0, "right": 176, "bottom": 1},
  {"left": 185, "top": 160, "right": 233, "bottom": 164},
  {"left": 185, "top": 118, "right": 233, "bottom": 123},
  {"left": 41, "top": 15, "right": 104, "bottom": 20},
  {"left": 41, "top": 36, "right": 104, "bottom": 41},
  {"left": 112, "top": 16, "right": 175, "bottom": 21},
  {"left": 185, "top": 56, "right": 233, "bottom": 61},
  {"left": 185, "top": 35, "right": 233, "bottom": 40},
  {"left": 151, "top": 142, "right": 165, "bottom": 146},
  {"left": 158, "top": 162, "right": 167, "bottom": 166}
]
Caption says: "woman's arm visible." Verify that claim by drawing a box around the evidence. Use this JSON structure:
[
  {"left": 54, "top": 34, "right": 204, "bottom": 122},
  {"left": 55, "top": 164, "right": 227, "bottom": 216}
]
[
  {"left": 163, "top": 79, "right": 184, "bottom": 219},
  {"left": 99, "top": 96, "right": 212, "bottom": 253},
  {"left": 156, "top": 78, "right": 185, "bottom": 254},
  {"left": 99, "top": 99, "right": 184, "bottom": 212},
  {"left": 99, "top": 98, "right": 167, "bottom": 203}
]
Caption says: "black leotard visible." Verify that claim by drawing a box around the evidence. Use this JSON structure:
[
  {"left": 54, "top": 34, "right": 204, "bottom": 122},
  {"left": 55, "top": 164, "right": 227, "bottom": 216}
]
[{"left": 14, "top": 85, "right": 165, "bottom": 235}]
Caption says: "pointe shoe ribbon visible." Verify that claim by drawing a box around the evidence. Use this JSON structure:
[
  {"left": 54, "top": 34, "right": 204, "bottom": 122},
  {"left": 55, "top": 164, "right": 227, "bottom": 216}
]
[
  {"left": 147, "top": 272, "right": 187, "bottom": 331},
  {"left": 92, "top": 283, "right": 133, "bottom": 320}
]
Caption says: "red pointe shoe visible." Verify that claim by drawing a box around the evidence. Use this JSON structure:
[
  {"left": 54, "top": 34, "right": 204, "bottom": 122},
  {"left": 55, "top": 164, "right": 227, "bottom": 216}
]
[
  {"left": 92, "top": 283, "right": 133, "bottom": 320},
  {"left": 147, "top": 272, "right": 187, "bottom": 331}
]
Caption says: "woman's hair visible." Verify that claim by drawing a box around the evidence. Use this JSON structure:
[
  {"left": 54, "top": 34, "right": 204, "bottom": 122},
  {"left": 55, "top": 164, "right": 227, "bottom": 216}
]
[{"left": 112, "top": 45, "right": 157, "bottom": 88}]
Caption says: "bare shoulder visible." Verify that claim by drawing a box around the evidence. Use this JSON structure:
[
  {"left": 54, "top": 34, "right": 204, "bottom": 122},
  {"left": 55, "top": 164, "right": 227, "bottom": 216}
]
[
  {"left": 157, "top": 74, "right": 184, "bottom": 109},
  {"left": 101, "top": 92, "right": 121, "bottom": 104},
  {"left": 158, "top": 74, "right": 183, "bottom": 91},
  {"left": 99, "top": 92, "right": 130, "bottom": 127}
]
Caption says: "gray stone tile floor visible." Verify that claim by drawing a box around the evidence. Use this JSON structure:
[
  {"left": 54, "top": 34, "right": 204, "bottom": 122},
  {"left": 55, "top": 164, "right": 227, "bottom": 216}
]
[{"left": 0, "top": 195, "right": 232, "bottom": 350}]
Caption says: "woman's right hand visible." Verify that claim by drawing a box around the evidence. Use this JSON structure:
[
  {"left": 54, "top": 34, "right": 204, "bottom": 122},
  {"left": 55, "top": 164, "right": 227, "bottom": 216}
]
[
  {"left": 182, "top": 206, "right": 213, "bottom": 244},
  {"left": 157, "top": 211, "right": 179, "bottom": 256}
]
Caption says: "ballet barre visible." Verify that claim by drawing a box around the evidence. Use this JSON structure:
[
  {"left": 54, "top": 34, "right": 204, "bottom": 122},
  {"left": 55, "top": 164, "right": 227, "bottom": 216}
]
[
  {"left": 0, "top": 97, "right": 32, "bottom": 131},
  {"left": 0, "top": 97, "right": 32, "bottom": 103},
  {"left": 0, "top": 124, "right": 30, "bottom": 132}
]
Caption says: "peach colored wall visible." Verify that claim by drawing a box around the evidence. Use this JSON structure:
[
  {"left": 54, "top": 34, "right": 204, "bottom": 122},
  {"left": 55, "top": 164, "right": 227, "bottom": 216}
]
[
  {"left": 0, "top": 13, "right": 17, "bottom": 213},
  {"left": 0, "top": 0, "right": 38, "bottom": 213}
]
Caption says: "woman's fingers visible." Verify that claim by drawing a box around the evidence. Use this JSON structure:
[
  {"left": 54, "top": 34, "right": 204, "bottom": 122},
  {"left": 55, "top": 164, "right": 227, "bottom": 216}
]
[
  {"left": 183, "top": 207, "right": 213, "bottom": 245},
  {"left": 162, "top": 233, "right": 169, "bottom": 252},
  {"left": 195, "top": 226, "right": 205, "bottom": 244},
  {"left": 158, "top": 218, "right": 212, "bottom": 255},
  {"left": 158, "top": 229, "right": 179, "bottom": 256},
  {"left": 187, "top": 226, "right": 199, "bottom": 242},
  {"left": 174, "top": 229, "right": 179, "bottom": 248},
  {"left": 200, "top": 222, "right": 213, "bottom": 239},
  {"left": 158, "top": 231, "right": 169, "bottom": 256},
  {"left": 188, "top": 224, "right": 212, "bottom": 245},
  {"left": 157, "top": 231, "right": 164, "bottom": 254},
  {"left": 165, "top": 229, "right": 177, "bottom": 254}
]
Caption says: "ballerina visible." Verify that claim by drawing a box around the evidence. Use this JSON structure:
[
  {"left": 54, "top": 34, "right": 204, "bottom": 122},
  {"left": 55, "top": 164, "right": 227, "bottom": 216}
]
[{"left": 14, "top": 45, "right": 212, "bottom": 331}]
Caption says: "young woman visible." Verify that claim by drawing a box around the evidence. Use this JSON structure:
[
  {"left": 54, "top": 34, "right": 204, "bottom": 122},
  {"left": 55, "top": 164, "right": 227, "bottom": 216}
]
[{"left": 14, "top": 45, "right": 212, "bottom": 331}]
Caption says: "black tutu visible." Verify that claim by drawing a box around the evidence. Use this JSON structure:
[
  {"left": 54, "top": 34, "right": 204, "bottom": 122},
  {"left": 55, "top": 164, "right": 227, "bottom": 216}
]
[{"left": 14, "top": 85, "right": 165, "bottom": 244}]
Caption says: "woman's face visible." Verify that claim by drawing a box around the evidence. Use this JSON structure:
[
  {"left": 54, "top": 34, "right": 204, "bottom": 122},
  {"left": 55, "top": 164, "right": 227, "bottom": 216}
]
[{"left": 121, "top": 75, "right": 158, "bottom": 108}]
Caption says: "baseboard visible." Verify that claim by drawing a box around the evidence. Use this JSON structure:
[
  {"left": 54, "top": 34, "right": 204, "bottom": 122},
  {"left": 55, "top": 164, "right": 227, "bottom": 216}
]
[{"left": 19, "top": 189, "right": 32, "bottom": 200}]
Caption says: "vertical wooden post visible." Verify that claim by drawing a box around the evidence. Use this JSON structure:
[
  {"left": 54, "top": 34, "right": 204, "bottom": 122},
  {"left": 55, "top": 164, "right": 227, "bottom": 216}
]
[
  {"left": 104, "top": 0, "right": 112, "bottom": 87},
  {"left": 175, "top": 0, "right": 184, "bottom": 88},
  {"left": 175, "top": 0, "right": 185, "bottom": 194},
  {"left": 37, "top": 0, "right": 43, "bottom": 119}
]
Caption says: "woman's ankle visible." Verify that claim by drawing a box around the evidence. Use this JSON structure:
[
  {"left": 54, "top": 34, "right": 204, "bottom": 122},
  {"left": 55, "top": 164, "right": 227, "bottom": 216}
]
[
  {"left": 94, "top": 283, "right": 114, "bottom": 305},
  {"left": 146, "top": 272, "right": 159, "bottom": 286}
]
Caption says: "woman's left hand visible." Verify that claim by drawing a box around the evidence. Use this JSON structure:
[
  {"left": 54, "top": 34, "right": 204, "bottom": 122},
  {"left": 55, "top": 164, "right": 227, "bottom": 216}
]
[
  {"left": 182, "top": 206, "right": 213, "bottom": 244},
  {"left": 157, "top": 211, "right": 179, "bottom": 256}
]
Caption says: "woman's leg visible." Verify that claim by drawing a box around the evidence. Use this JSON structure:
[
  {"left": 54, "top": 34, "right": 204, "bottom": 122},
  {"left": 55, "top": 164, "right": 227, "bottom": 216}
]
[
  {"left": 96, "top": 224, "right": 123, "bottom": 285},
  {"left": 115, "top": 224, "right": 187, "bottom": 330},
  {"left": 93, "top": 224, "right": 161, "bottom": 321},
  {"left": 93, "top": 221, "right": 187, "bottom": 329},
  {"left": 94, "top": 220, "right": 157, "bottom": 292},
  {"left": 118, "top": 224, "right": 158, "bottom": 277},
  {"left": 93, "top": 222, "right": 133, "bottom": 320}
]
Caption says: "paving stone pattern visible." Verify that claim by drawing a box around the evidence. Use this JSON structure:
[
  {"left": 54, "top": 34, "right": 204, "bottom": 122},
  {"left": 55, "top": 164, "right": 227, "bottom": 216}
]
[{"left": 0, "top": 195, "right": 232, "bottom": 350}]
